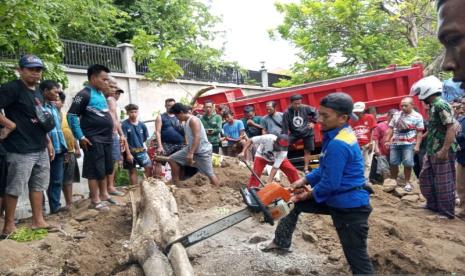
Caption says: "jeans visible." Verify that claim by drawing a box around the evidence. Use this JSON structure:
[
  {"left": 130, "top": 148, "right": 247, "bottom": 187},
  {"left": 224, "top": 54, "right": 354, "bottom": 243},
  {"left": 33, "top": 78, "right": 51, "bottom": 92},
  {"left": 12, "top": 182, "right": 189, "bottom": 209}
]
[
  {"left": 389, "top": 144, "right": 414, "bottom": 167},
  {"left": 273, "top": 198, "right": 374, "bottom": 275},
  {"left": 47, "top": 152, "right": 65, "bottom": 213}
]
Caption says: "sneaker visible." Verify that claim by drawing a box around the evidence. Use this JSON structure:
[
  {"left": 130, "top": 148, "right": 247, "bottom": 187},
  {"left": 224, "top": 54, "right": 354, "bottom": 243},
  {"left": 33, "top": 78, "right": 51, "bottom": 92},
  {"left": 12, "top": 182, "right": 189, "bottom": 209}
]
[{"left": 404, "top": 183, "right": 413, "bottom": 192}]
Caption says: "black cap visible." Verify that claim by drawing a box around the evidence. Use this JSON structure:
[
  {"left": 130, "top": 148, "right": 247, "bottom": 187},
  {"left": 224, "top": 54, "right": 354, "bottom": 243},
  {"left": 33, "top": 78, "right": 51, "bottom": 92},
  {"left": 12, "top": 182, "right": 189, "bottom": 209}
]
[
  {"left": 243, "top": 106, "right": 254, "bottom": 113},
  {"left": 116, "top": 88, "right": 124, "bottom": 94},
  {"left": 290, "top": 94, "right": 303, "bottom": 101},
  {"left": 19, "top": 55, "right": 45, "bottom": 69},
  {"left": 320, "top": 92, "right": 354, "bottom": 116}
]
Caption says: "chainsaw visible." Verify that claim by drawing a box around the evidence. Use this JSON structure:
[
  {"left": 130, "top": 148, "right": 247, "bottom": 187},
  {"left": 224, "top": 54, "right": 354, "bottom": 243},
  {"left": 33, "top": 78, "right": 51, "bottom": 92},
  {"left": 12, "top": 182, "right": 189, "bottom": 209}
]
[{"left": 164, "top": 159, "right": 296, "bottom": 254}]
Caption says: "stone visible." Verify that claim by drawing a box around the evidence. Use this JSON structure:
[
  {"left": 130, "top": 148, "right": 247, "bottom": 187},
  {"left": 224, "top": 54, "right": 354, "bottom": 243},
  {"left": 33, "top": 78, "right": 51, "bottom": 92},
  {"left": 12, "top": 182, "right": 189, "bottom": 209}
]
[
  {"left": 248, "top": 234, "right": 268, "bottom": 244},
  {"left": 382, "top": 184, "right": 397, "bottom": 193},
  {"left": 74, "top": 209, "right": 99, "bottom": 222},
  {"left": 394, "top": 187, "right": 408, "bottom": 198},
  {"left": 285, "top": 267, "right": 302, "bottom": 275},
  {"left": 302, "top": 230, "right": 318, "bottom": 243},
  {"left": 186, "top": 207, "right": 194, "bottom": 213},
  {"left": 328, "top": 253, "right": 341, "bottom": 262},
  {"left": 191, "top": 187, "right": 203, "bottom": 196},
  {"left": 401, "top": 194, "right": 420, "bottom": 203}
]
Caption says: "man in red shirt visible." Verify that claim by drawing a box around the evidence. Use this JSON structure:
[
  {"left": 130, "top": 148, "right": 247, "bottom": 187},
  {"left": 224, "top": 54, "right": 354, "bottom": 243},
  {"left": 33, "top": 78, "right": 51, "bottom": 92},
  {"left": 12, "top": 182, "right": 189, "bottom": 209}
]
[
  {"left": 369, "top": 109, "right": 397, "bottom": 183},
  {"left": 350, "top": 102, "right": 377, "bottom": 178}
]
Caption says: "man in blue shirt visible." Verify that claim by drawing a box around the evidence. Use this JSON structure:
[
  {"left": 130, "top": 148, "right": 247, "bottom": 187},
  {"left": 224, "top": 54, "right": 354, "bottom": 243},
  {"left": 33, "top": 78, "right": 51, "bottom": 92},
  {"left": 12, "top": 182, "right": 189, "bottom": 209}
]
[
  {"left": 263, "top": 92, "right": 374, "bottom": 275},
  {"left": 67, "top": 64, "right": 114, "bottom": 212},
  {"left": 122, "top": 104, "right": 152, "bottom": 186},
  {"left": 41, "top": 80, "right": 67, "bottom": 213},
  {"left": 222, "top": 111, "right": 246, "bottom": 157}
]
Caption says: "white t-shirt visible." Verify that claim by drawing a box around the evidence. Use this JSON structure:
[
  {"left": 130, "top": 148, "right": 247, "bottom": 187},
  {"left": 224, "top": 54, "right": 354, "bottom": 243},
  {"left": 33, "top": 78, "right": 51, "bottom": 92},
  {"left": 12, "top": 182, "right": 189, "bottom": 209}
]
[{"left": 251, "top": 134, "right": 288, "bottom": 168}]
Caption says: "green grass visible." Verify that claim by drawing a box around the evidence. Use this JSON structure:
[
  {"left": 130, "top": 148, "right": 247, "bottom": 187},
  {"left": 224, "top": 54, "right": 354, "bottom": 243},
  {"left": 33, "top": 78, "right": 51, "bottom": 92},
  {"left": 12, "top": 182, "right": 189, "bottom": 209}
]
[
  {"left": 115, "top": 166, "right": 144, "bottom": 186},
  {"left": 10, "top": 227, "right": 48, "bottom": 242}
]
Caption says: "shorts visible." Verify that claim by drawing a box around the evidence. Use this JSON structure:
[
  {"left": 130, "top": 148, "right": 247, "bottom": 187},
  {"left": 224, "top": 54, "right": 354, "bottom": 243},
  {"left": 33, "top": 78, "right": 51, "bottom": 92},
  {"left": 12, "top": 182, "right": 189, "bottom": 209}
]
[
  {"left": 83, "top": 142, "right": 114, "bottom": 180},
  {"left": 0, "top": 154, "right": 7, "bottom": 197},
  {"left": 390, "top": 144, "right": 415, "bottom": 167},
  {"left": 170, "top": 147, "right": 214, "bottom": 177},
  {"left": 289, "top": 134, "right": 315, "bottom": 152},
  {"left": 5, "top": 150, "right": 50, "bottom": 197},
  {"left": 162, "top": 142, "right": 185, "bottom": 156},
  {"left": 112, "top": 134, "right": 122, "bottom": 161},
  {"left": 63, "top": 152, "right": 80, "bottom": 185},
  {"left": 124, "top": 150, "right": 152, "bottom": 170}
]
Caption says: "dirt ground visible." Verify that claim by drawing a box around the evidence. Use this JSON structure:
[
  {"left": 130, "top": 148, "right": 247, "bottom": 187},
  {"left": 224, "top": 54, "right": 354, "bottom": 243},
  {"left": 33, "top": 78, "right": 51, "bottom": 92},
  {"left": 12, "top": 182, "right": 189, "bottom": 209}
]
[
  {"left": 1, "top": 158, "right": 465, "bottom": 275},
  {"left": 0, "top": 194, "right": 140, "bottom": 276},
  {"left": 173, "top": 158, "right": 465, "bottom": 275}
]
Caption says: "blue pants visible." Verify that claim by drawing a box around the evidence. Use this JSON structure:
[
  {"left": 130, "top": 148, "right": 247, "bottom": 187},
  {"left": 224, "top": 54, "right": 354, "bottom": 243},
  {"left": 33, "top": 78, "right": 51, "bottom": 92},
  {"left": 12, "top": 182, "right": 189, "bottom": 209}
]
[{"left": 47, "top": 152, "right": 65, "bottom": 213}]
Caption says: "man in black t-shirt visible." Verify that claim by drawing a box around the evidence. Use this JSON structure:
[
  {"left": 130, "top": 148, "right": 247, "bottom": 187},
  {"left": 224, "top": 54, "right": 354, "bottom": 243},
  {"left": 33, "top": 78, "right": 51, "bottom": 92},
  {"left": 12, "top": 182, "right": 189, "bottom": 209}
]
[
  {"left": 0, "top": 55, "right": 57, "bottom": 236},
  {"left": 67, "top": 64, "right": 114, "bottom": 212},
  {"left": 282, "top": 94, "right": 319, "bottom": 174}
]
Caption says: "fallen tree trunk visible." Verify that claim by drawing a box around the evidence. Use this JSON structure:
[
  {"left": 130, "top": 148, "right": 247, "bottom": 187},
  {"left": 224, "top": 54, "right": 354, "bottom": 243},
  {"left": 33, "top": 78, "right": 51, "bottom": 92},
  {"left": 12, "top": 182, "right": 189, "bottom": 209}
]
[{"left": 130, "top": 179, "right": 194, "bottom": 276}]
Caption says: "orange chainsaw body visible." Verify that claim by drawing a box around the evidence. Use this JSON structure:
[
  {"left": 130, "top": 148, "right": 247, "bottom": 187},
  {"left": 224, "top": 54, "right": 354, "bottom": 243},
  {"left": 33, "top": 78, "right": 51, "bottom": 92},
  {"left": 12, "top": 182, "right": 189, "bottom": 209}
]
[{"left": 256, "top": 183, "right": 291, "bottom": 206}]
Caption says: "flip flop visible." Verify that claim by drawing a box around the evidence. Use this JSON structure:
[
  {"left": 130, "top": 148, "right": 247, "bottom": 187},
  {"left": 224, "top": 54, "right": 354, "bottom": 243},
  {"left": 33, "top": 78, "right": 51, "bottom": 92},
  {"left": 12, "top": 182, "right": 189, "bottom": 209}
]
[
  {"left": 89, "top": 202, "right": 110, "bottom": 212},
  {"left": 104, "top": 197, "right": 120, "bottom": 205},
  {"left": 31, "top": 224, "right": 61, "bottom": 233},
  {"left": 109, "top": 190, "right": 125, "bottom": 196},
  {"left": 260, "top": 242, "right": 292, "bottom": 253},
  {"left": 404, "top": 184, "right": 413, "bottom": 192}
]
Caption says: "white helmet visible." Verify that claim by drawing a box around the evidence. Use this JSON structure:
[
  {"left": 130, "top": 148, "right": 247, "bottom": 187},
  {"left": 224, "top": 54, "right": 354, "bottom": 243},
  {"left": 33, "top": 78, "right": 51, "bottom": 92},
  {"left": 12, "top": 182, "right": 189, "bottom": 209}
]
[
  {"left": 410, "top": 76, "right": 443, "bottom": 101},
  {"left": 353, "top": 102, "right": 366, "bottom": 113}
]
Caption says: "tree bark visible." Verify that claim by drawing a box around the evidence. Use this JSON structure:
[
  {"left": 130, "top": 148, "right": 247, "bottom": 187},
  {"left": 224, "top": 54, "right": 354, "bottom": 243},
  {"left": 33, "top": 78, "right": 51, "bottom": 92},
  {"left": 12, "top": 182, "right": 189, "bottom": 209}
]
[
  {"left": 423, "top": 50, "right": 445, "bottom": 76},
  {"left": 129, "top": 179, "right": 194, "bottom": 276}
]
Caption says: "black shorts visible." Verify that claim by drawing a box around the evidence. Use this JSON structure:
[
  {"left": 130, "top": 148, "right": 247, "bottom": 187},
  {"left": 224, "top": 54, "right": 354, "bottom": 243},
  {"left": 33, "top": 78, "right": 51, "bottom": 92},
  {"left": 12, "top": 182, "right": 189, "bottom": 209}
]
[
  {"left": 82, "top": 142, "right": 113, "bottom": 180},
  {"left": 289, "top": 134, "right": 315, "bottom": 152},
  {"left": 0, "top": 154, "right": 7, "bottom": 197}
]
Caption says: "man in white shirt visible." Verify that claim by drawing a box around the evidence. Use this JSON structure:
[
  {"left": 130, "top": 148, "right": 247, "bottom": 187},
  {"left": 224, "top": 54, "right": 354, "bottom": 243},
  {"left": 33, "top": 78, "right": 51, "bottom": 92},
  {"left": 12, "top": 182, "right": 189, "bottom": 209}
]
[{"left": 239, "top": 134, "right": 300, "bottom": 188}]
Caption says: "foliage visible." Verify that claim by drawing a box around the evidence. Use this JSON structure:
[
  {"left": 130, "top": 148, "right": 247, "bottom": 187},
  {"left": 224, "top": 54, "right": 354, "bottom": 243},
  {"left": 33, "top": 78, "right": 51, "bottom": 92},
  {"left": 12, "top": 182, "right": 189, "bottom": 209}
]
[
  {"left": 123, "top": 0, "right": 224, "bottom": 81},
  {"left": 9, "top": 227, "right": 48, "bottom": 242},
  {"left": 0, "top": 0, "right": 66, "bottom": 86},
  {"left": 272, "top": 0, "right": 442, "bottom": 87},
  {"left": 50, "top": 0, "right": 129, "bottom": 46}
]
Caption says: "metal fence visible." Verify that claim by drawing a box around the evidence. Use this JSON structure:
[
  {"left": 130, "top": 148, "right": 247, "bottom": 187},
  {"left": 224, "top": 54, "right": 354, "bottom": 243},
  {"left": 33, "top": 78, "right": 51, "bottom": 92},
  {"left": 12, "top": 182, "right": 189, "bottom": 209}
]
[
  {"left": 62, "top": 39, "right": 123, "bottom": 73},
  {"left": 0, "top": 39, "right": 290, "bottom": 86}
]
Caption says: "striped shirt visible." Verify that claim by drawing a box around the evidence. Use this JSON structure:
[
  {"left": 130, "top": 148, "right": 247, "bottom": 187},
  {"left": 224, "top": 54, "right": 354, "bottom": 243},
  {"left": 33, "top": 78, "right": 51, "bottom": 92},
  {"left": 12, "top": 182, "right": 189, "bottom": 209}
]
[
  {"left": 44, "top": 103, "right": 67, "bottom": 154},
  {"left": 389, "top": 110, "right": 424, "bottom": 145}
]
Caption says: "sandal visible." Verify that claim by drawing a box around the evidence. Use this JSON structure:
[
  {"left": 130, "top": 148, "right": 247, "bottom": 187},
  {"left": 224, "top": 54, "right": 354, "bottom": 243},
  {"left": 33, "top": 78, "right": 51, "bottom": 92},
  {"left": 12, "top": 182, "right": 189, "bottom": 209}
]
[
  {"left": 260, "top": 242, "right": 292, "bottom": 253},
  {"left": 109, "top": 190, "right": 125, "bottom": 196},
  {"left": 89, "top": 202, "right": 110, "bottom": 212},
  {"left": 404, "top": 183, "right": 413, "bottom": 192},
  {"left": 104, "top": 197, "right": 120, "bottom": 206},
  {"left": 31, "top": 224, "right": 61, "bottom": 233}
]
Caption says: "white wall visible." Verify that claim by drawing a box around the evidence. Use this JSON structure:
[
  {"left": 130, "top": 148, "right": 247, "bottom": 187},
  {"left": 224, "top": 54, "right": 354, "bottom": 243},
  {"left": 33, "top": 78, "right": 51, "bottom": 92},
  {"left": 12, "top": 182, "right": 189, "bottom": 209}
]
[{"left": 63, "top": 68, "right": 272, "bottom": 122}]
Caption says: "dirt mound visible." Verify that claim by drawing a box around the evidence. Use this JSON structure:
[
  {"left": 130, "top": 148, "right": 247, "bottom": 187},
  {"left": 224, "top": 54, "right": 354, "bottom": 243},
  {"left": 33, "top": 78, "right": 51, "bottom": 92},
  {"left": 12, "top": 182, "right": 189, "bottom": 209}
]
[
  {"left": 0, "top": 195, "right": 136, "bottom": 275},
  {"left": 172, "top": 163, "right": 465, "bottom": 275}
]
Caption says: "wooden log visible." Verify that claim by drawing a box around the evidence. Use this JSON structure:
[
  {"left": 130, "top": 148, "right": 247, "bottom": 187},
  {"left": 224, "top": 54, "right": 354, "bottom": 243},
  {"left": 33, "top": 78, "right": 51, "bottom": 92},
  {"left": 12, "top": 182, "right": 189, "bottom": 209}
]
[{"left": 130, "top": 178, "right": 194, "bottom": 276}]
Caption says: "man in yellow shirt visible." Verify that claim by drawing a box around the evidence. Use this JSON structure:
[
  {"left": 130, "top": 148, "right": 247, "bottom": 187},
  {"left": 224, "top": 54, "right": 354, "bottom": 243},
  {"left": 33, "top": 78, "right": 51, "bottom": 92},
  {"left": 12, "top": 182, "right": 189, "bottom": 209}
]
[{"left": 57, "top": 92, "right": 81, "bottom": 210}]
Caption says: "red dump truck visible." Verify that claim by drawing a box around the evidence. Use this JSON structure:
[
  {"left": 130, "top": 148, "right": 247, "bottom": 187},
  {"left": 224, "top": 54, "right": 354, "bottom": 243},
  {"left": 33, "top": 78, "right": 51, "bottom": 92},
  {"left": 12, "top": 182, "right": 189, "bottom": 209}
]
[{"left": 196, "top": 64, "right": 425, "bottom": 168}]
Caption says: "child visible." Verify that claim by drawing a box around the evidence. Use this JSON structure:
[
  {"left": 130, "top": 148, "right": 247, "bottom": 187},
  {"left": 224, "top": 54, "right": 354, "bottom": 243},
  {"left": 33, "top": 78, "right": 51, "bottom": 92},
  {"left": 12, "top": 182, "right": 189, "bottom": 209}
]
[{"left": 122, "top": 104, "right": 152, "bottom": 185}]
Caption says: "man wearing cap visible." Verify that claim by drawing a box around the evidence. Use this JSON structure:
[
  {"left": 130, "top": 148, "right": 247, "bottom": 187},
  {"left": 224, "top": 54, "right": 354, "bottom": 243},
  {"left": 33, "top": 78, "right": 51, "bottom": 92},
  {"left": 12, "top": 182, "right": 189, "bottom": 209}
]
[
  {"left": 350, "top": 102, "right": 377, "bottom": 178},
  {"left": 239, "top": 133, "right": 300, "bottom": 188},
  {"left": 0, "top": 55, "right": 58, "bottom": 235},
  {"left": 263, "top": 92, "right": 374, "bottom": 275},
  {"left": 104, "top": 77, "right": 126, "bottom": 199},
  {"left": 282, "top": 94, "right": 318, "bottom": 174}
]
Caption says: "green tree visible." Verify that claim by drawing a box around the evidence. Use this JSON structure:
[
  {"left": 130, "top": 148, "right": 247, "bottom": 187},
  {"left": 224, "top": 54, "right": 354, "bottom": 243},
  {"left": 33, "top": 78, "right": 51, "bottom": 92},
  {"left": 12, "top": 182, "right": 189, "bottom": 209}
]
[
  {"left": 272, "top": 0, "right": 442, "bottom": 87},
  {"left": 0, "top": 0, "right": 67, "bottom": 85},
  {"left": 116, "top": 0, "right": 224, "bottom": 81}
]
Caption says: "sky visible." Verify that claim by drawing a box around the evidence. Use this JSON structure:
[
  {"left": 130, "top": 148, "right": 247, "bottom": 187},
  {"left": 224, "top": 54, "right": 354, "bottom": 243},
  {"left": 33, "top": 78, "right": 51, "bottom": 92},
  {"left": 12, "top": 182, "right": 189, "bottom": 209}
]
[{"left": 208, "top": 0, "right": 298, "bottom": 72}]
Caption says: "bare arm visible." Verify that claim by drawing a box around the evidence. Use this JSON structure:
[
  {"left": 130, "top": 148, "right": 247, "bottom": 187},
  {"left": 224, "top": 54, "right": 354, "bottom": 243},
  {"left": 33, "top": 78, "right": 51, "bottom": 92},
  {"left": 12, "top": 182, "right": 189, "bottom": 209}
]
[
  {"left": 107, "top": 98, "right": 124, "bottom": 137},
  {"left": 0, "top": 114, "right": 15, "bottom": 129},
  {"left": 188, "top": 117, "right": 201, "bottom": 155},
  {"left": 240, "top": 139, "right": 253, "bottom": 156},
  {"left": 384, "top": 127, "right": 393, "bottom": 145},
  {"left": 441, "top": 124, "right": 455, "bottom": 152},
  {"left": 155, "top": 115, "right": 163, "bottom": 148}
]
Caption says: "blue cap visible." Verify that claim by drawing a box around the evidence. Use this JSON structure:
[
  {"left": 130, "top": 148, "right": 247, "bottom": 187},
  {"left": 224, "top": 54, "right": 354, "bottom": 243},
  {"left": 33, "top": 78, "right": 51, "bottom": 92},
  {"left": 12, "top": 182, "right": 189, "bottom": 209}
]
[{"left": 19, "top": 55, "right": 45, "bottom": 69}]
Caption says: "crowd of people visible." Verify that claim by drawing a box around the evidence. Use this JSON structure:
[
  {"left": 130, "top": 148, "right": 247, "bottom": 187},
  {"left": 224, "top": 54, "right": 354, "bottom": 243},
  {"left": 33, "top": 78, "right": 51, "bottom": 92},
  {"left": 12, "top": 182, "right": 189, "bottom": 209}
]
[{"left": 0, "top": 1, "right": 464, "bottom": 274}]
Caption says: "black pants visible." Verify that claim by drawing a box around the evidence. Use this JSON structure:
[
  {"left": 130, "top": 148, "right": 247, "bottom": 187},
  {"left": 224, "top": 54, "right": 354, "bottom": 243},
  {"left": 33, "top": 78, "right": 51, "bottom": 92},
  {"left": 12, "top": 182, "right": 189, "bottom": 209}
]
[
  {"left": 273, "top": 199, "right": 374, "bottom": 275},
  {"left": 212, "top": 145, "right": 220, "bottom": 154}
]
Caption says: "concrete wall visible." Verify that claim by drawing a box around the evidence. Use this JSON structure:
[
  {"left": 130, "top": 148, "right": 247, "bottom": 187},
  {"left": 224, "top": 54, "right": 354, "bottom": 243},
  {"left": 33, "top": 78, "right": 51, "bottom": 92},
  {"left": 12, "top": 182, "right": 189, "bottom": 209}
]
[{"left": 63, "top": 67, "right": 272, "bottom": 122}]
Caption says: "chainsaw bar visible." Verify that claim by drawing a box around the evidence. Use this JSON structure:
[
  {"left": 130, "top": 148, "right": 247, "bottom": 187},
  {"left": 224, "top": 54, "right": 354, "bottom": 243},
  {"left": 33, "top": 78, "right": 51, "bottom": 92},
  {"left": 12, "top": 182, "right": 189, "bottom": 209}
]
[{"left": 164, "top": 208, "right": 251, "bottom": 253}]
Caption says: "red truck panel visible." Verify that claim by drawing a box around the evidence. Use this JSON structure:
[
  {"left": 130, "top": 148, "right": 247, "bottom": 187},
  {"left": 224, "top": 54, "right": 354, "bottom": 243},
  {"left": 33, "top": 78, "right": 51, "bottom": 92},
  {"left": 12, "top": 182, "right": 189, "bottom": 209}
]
[{"left": 198, "top": 64, "right": 425, "bottom": 149}]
